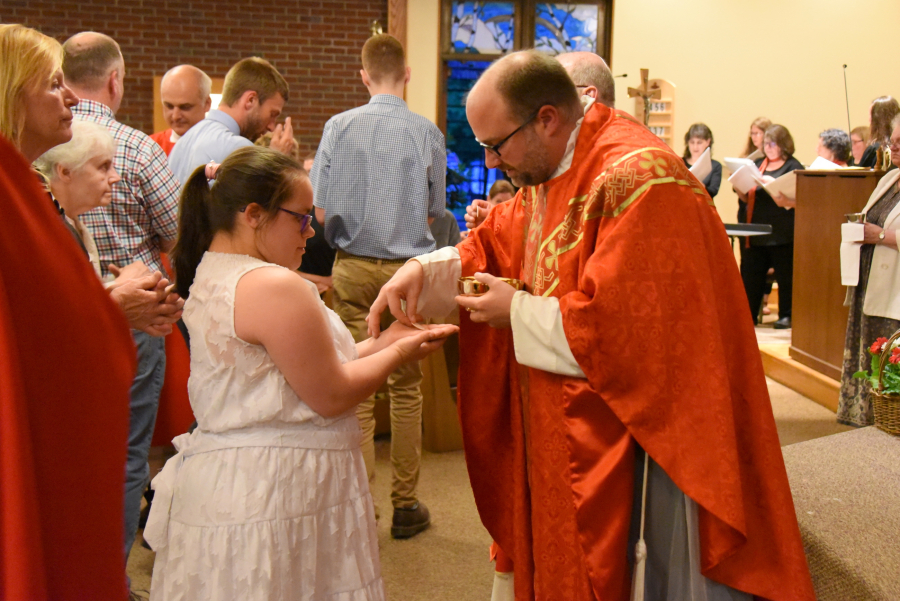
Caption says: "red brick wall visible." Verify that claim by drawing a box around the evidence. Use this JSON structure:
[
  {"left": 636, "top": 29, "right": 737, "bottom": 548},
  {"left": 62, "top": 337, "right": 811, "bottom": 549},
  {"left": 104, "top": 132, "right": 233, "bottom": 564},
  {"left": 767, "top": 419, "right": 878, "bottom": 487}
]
[{"left": 1, "top": 0, "right": 388, "bottom": 155}]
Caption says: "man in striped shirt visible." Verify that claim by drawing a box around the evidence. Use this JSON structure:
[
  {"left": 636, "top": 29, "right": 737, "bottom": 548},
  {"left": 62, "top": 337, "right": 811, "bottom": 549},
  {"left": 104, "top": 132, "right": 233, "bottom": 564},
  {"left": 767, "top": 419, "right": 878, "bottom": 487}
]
[
  {"left": 63, "top": 31, "right": 182, "bottom": 571},
  {"left": 310, "top": 34, "right": 446, "bottom": 539}
]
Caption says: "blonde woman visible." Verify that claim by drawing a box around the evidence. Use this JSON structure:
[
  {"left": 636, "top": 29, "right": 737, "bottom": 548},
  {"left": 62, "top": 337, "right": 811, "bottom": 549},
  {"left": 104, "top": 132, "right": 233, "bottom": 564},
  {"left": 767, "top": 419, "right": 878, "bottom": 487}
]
[{"left": 0, "top": 24, "right": 79, "bottom": 162}]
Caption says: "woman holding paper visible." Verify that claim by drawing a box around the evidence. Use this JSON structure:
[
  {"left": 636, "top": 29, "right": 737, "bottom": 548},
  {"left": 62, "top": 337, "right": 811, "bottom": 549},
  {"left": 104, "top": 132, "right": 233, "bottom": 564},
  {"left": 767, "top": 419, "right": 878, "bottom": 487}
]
[
  {"left": 682, "top": 123, "right": 722, "bottom": 197},
  {"left": 839, "top": 118, "right": 900, "bottom": 427},
  {"left": 736, "top": 124, "right": 803, "bottom": 329}
]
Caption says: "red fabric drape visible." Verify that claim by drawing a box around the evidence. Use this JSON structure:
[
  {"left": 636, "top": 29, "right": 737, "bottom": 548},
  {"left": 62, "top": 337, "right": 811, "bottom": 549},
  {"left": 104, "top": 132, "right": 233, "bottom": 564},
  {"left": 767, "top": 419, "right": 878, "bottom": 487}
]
[{"left": 0, "top": 135, "right": 136, "bottom": 600}]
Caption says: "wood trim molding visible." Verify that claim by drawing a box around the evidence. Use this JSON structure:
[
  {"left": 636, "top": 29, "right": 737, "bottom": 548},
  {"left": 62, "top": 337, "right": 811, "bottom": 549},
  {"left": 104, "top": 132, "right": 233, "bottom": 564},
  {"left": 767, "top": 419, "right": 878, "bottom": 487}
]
[{"left": 388, "top": 0, "right": 407, "bottom": 48}]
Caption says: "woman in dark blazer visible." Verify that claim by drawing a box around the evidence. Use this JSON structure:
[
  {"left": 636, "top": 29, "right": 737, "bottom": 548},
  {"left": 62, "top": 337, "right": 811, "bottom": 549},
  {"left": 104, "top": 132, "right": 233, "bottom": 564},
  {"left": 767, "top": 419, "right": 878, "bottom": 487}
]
[{"left": 736, "top": 124, "right": 804, "bottom": 329}]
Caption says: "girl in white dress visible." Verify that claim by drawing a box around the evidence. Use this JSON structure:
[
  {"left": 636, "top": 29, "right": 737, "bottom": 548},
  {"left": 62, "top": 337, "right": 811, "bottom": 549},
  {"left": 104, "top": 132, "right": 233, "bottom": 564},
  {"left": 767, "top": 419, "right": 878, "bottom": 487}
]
[{"left": 144, "top": 146, "right": 456, "bottom": 601}]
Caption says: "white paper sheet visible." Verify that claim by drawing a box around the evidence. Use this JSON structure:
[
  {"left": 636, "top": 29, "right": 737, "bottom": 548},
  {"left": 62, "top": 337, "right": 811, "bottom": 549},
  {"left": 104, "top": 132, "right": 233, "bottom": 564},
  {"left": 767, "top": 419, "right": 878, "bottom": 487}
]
[
  {"left": 746, "top": 148, "right": 764, "bottom": 161},
  {"left": 808, "top": 156, "right": 841, "bottom": 170},
  {"left": 763, "top": 171, "right": 798, "bottom": 199},
  {"left": 728, "top": 164, "right": 764, "bottom": 194},
  {"left": 840, "top": 223, "right": 865, "bottom": 286},
  {"left": 688, "top": 148, "right": 712, "bottom": 182},
  {"left": 724, "top": 157, "right": 757, "bottom": 174}
]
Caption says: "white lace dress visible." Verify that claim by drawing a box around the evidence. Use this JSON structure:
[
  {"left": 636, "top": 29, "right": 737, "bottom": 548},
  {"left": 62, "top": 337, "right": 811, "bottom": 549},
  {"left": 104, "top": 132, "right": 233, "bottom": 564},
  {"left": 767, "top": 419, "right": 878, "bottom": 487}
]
[{"left": 145, "top": 252, "right": 384, "bottom": 601}]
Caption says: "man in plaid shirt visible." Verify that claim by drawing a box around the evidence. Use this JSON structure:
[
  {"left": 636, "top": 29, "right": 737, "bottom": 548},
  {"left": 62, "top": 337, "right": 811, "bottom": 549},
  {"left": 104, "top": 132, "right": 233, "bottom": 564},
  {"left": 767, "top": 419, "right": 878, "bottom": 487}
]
[{"left": 63, "top": 31, "right": 182, "bottom": 572}]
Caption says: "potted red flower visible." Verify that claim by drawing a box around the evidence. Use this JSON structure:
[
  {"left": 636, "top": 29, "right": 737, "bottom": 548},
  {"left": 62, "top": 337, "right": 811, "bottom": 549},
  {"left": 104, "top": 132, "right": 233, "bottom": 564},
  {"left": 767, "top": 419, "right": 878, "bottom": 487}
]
[{"left": 854, "top": 335, "right": 900, "bottom": 435}]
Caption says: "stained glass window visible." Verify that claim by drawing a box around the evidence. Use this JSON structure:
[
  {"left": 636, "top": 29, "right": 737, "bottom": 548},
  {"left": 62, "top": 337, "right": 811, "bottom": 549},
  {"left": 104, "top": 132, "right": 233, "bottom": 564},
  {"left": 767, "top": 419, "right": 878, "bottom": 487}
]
[
  {"left": 450, "top": 2, "right": 515, "bottom": 54},
  {"left": 445, "top": 60, "right": 506, "bottom": 218},
  {"left": 534, "top": 3, "right": 598, "bottom": 54}
]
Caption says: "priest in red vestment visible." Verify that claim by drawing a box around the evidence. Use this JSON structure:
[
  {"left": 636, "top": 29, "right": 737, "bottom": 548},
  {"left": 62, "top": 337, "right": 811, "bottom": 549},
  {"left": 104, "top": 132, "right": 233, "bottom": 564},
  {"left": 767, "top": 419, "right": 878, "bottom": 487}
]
[
  {"left": 0, "top": 134, "right": 136, "bottom": 600},
  {"left": 368, "top": 51, "right": 815, "bottom": 601}
]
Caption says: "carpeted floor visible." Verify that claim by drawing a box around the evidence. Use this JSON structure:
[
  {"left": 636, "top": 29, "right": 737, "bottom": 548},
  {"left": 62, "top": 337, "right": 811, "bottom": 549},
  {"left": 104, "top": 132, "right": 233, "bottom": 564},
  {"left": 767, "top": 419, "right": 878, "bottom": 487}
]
[{"left": 127, "top": 377, "right": 854, "bottom": 600}]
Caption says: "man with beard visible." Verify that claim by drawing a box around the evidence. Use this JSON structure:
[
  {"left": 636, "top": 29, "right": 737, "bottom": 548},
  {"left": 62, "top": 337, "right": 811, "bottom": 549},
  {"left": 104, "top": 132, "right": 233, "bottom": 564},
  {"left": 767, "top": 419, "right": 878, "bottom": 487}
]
[
  {"left": 168, "top": 56, "right": 294, "bottom": 186},
  {"left": 150, "top": 64, "right": 212, "bottom": 156},
  {"left": 368, "top": 50, "right": 814, "bottom": 600}
]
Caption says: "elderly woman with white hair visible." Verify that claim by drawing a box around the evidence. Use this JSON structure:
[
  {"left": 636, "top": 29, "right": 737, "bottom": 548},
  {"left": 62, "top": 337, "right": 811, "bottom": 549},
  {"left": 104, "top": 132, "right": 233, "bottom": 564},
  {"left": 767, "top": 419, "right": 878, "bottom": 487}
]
[{"left": 34, "top": 119, "right": 121, "bottom": 276}]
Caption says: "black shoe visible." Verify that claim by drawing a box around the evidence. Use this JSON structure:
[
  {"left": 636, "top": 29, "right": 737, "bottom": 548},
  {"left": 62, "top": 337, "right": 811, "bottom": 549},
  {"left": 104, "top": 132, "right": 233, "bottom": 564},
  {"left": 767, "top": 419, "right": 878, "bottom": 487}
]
[
  {"left": 773, "top": 316, "right": 792, "bottom": 329},
  {"left": 391, "top": 502, "right": 430, "bottom": 539}
]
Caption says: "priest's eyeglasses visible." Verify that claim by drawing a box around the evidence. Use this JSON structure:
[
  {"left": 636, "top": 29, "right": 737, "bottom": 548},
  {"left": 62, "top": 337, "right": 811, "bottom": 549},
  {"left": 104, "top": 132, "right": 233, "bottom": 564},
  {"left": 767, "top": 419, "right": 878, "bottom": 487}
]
[
  {"left": 239, "top": 205, "right": 313, "bottom": 230},
  {"left": 477, "top": 108, "right": 541, "bottom": 158}
]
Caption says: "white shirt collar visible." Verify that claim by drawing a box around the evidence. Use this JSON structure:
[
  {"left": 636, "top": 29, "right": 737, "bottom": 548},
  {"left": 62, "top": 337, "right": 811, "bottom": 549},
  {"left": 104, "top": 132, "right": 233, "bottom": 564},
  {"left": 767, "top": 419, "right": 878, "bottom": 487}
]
[{"left": 549, "top": 95, "right": 596, "bottom": 180}]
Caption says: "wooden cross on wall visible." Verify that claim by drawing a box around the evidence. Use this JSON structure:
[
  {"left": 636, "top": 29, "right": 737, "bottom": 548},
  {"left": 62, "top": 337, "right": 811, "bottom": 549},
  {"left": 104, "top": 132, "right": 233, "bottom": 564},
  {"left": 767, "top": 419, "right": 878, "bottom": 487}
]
[{"left": 627, "top": 69, "right": 661, "bottom": 127}]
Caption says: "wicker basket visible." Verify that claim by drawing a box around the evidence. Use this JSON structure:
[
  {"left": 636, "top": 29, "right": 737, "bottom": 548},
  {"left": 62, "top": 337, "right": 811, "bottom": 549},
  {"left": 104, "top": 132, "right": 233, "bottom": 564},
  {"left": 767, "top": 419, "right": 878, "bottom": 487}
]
[{"left": 871, "top": 330, "right": 900, "bottom": 436}]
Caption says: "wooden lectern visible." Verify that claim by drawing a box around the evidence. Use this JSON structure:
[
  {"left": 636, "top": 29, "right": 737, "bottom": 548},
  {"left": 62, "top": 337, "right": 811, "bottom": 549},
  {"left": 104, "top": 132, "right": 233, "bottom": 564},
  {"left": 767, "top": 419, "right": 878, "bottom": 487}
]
[{"left": 791, "top": 170, "right": 883, "bottom": 380}]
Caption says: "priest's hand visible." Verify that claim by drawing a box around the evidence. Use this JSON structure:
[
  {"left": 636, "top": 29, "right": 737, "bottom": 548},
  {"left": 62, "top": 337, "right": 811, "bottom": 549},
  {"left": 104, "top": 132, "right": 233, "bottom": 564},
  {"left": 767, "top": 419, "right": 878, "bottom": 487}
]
[
  {"left": 464, "top": 198, "right": 492, "bottom": 231},
  {"left": 455, "top": 272, "right": 515, "bottom": 329},
  {"left": 367, "top": 260, "right": 425, "bottom": 337}
]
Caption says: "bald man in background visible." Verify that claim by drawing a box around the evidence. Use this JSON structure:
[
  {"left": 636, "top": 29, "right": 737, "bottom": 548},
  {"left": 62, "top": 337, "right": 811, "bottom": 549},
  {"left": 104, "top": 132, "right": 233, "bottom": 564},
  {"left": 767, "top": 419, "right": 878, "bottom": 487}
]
[
  {"left": 556, "top": 50, "right": 615, "bottom": 108},
  {"left": 150, "top": 65, "right": 212, "bottom": 156}
]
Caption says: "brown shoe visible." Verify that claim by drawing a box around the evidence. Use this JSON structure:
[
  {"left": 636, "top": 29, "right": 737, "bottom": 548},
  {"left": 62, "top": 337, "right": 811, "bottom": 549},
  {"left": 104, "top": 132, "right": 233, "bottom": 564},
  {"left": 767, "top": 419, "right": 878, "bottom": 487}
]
[{"left": 391, "top": 502, "right": 430, "bottom": 539}]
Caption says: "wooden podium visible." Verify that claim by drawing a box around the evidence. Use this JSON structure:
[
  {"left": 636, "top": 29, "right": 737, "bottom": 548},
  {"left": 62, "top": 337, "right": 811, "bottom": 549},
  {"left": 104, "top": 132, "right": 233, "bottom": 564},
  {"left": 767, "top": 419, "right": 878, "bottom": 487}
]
[{"left": 791, "top": 170, "right": 883, "bottom": 380}]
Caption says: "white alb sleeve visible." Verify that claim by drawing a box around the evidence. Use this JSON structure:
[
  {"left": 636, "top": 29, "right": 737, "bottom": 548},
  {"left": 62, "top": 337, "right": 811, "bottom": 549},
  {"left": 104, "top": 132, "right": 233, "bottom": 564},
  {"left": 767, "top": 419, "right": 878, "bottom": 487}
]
[
  {"left": 510, "top": 291, "right": 586, "bottom": 378},
  {"left": 412, "top": 246, "right": 461, "bottom": 321}
]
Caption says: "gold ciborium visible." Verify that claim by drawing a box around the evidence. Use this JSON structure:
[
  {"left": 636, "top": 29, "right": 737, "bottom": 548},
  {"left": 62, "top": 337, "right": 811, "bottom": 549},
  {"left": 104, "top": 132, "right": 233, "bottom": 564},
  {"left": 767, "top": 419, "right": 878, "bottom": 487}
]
[{"left": 457, "top": 276, "right": 525, "bottom": 296}]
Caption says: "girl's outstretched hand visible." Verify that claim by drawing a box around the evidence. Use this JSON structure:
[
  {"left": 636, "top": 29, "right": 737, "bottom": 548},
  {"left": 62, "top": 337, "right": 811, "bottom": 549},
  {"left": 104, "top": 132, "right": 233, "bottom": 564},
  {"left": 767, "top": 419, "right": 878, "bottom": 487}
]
[{"left": 389, "top": 323, "right": 458, "bottom": 363}]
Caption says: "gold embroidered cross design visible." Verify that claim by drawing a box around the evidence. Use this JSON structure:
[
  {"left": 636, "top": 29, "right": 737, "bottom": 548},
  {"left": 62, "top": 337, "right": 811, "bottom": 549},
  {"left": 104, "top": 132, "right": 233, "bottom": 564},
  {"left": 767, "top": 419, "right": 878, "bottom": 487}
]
[
  {"left": 545, "top": 239, "right": 562, "bottom": 271},
  {"left": 638, "top": 152, "right": 668, "bottom": 176}
]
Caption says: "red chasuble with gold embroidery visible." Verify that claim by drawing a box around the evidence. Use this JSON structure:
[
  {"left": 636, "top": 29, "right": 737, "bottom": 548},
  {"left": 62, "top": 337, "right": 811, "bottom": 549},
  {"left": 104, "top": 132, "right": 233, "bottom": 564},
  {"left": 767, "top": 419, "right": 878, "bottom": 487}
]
[{"left": 456, "top": 104, "right": 814, "bottom": 601}]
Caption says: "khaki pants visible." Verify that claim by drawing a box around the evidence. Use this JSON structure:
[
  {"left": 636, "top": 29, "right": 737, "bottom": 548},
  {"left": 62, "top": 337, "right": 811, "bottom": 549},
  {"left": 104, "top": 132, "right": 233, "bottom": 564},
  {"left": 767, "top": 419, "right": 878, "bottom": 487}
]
[{"left": 332, "top": 253, "right": 423, "bottom": 509}]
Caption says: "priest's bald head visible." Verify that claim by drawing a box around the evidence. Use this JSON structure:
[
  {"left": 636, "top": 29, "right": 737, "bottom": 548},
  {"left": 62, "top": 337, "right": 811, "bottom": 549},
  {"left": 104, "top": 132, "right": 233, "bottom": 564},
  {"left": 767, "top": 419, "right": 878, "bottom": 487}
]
[
  {"left": 466, "top": 50, "right": 582, "bottom": 187},
  {"left": 556, "top": 51, "right": 615, "bottom": 108}
]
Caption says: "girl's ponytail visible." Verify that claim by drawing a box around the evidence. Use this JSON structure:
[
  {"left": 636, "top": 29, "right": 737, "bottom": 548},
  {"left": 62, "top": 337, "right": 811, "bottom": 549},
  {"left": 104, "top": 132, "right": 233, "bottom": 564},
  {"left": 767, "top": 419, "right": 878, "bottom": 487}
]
[{"left": 171, "top": 164, "right": 214, "bottom": 298}]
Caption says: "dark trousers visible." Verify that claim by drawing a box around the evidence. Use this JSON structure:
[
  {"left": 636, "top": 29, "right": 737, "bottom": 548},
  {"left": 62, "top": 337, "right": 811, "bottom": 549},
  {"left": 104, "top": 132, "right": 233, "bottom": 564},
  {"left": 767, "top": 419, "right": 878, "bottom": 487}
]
[{"left": 740, "top": 243, "right": 793, "bottom": 323}]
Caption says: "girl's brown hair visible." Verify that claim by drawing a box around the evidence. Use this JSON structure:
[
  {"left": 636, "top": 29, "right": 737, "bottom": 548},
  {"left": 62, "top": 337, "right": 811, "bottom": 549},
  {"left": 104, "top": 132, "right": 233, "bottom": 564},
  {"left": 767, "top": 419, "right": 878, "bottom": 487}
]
[{"left": 172, "top": 146, "right": 306, "bottom": 298}]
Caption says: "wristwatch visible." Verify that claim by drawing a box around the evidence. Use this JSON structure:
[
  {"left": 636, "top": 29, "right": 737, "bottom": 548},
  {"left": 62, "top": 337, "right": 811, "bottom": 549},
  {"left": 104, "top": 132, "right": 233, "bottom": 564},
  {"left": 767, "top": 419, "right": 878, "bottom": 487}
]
[{"left": 879, "top": 230, "right": 886, "bottom": 241}]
